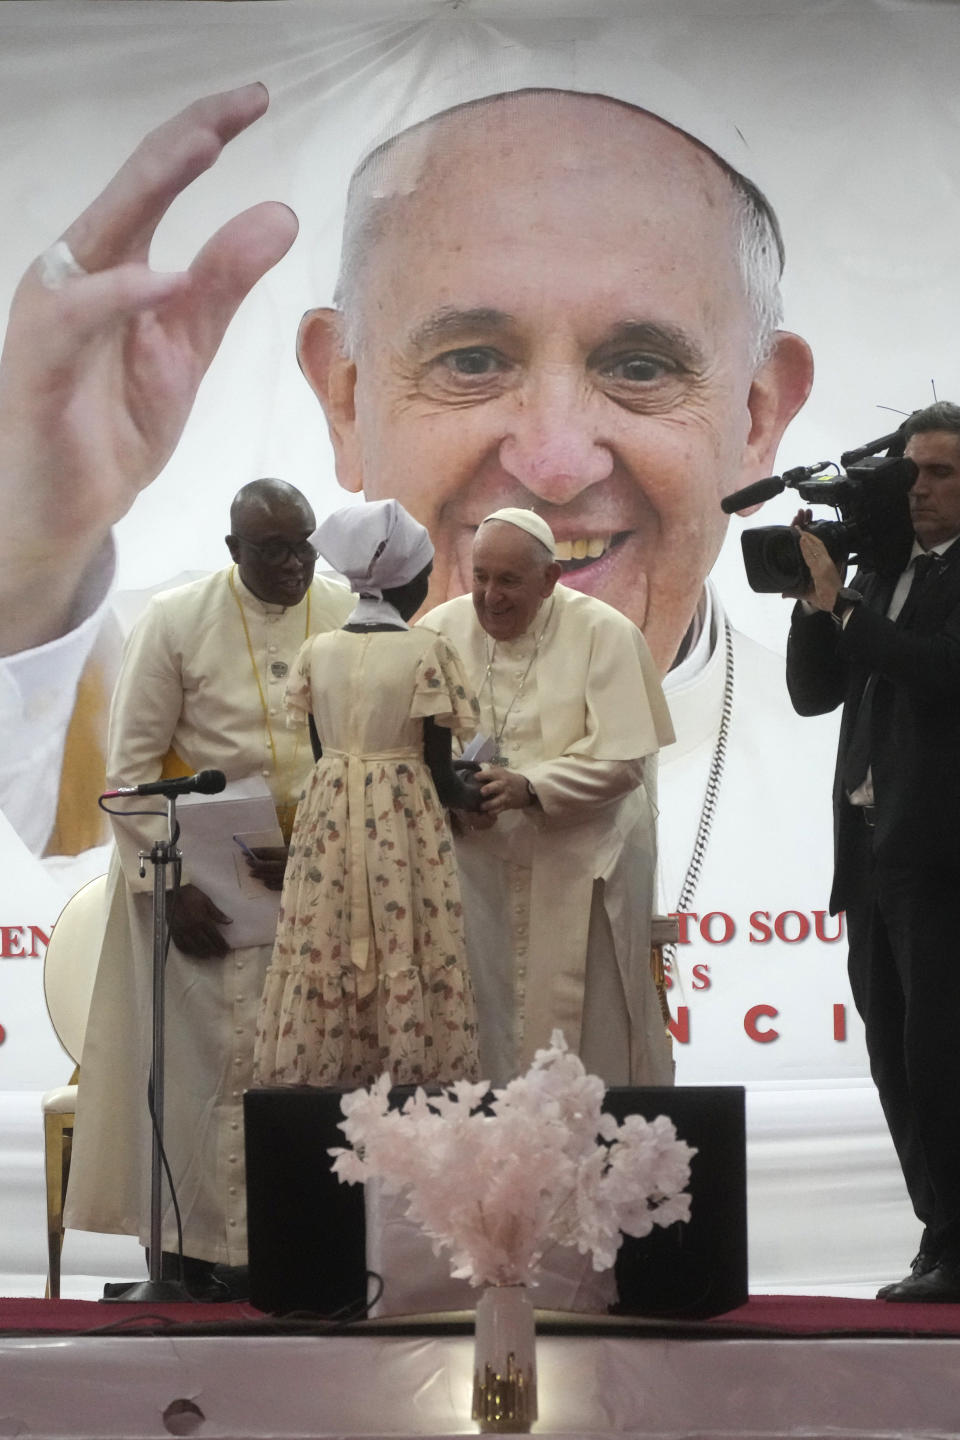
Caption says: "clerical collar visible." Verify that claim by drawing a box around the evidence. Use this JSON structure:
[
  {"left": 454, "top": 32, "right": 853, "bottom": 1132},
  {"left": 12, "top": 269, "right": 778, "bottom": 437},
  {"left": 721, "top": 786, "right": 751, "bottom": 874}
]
[
  {"left": 665, "top": 586, "right": 713, "bottom": 692},
  {"left": 231, "top": 568, "right": 304, "bottom": 616},
  {"left": 661, "top": 584, "right": 726, "bottom": 761}
]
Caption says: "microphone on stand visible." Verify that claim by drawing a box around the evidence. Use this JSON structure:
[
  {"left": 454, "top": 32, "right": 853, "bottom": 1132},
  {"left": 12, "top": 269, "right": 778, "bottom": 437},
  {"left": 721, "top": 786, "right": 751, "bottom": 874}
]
[
  {"left": 98, "top": 764, "right": 227, "bottom": 1304},
  {"left": 101, "top": 769, "right": 227, "bottom": 800}
]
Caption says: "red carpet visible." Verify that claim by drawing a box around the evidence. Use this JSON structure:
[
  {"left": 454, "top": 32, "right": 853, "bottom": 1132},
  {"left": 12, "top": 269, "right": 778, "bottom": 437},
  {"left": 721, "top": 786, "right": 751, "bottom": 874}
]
[
  {"left": 0, "top": 1297, "right": 263, "bottom": 1334},
  {"left": 709, "top": 1293, "right": 960, "bottom": 1337},
  {"left": 3, "top": 1294, "right": 960, "bottom": 1338}
]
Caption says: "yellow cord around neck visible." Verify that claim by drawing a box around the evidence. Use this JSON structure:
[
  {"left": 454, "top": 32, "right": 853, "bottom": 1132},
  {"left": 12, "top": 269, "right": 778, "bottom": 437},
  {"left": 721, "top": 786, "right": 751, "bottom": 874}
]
[{"left": 228, "top": 566, "right": 311, "bottom": 840}]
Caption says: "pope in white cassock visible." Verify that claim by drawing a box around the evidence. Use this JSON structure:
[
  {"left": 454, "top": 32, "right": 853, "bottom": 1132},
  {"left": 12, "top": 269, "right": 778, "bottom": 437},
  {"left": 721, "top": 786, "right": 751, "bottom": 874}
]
[
  {"left": 63, "top": 480, "right": 352, "bottom": 1297},
  {"left": 420, "top": 508, "right": 675, "bottom": 1087}
]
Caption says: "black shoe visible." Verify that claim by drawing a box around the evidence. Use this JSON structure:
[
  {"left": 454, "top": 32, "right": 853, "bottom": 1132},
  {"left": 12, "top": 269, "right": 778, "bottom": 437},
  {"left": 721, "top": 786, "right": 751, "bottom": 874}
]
[
  {"left": 161, "top": 1251, "right": 233, "bottom": 1303},
  {"left": 883, "top": 1259, "right": 960, "bottom": 1303},
  {"left": 876, "top": 1249, "right": 939, "bottom": 1300},
  {"left": 212, "top": 1263, "right": 250, "bottom": 1302}
]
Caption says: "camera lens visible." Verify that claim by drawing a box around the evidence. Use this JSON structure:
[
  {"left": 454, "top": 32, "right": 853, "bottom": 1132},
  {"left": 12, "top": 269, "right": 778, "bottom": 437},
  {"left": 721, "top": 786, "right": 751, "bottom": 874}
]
[{"left": 741, "top": 527, "right": 806, "bottom": 592}]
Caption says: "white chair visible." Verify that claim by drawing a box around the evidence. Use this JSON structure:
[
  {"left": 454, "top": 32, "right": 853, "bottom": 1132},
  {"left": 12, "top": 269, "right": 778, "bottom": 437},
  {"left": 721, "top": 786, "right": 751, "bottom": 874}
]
[{"left": 41, "top": 873, "right": 109, "bottom": 1298}]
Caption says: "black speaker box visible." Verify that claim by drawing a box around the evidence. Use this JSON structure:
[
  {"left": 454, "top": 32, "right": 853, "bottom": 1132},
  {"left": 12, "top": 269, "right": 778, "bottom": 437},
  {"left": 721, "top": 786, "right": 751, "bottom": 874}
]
[
  {"left": 606, "top": 1085, "right": 747, "bottom": 1318},
  {"left": 244, "top": 1083, "right": 746, "bottom": 1320}
]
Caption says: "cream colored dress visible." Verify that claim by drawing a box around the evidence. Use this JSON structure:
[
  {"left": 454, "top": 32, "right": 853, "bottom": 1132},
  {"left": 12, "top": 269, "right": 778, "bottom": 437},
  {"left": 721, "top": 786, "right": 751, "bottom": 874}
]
[{"left": 254, "top": 627, "right": 480, "bottom": 1088}]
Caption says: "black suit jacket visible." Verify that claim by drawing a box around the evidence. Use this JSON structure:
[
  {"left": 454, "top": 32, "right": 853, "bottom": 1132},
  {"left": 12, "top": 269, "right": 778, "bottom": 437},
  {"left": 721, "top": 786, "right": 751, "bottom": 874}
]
[{"left": 786, "top": 539, "right": 960, "bottom": 913}]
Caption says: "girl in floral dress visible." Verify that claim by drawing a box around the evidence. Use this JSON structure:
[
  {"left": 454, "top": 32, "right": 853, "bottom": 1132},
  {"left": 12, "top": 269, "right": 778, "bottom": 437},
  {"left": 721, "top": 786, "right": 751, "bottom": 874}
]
[{"left": 253, "top": 500, "right": 482, "bottom": 1088}]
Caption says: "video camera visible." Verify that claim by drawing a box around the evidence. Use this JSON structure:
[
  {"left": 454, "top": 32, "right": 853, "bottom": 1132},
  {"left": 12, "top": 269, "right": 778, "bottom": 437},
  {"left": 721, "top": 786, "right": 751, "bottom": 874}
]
[{"left": 721, "top": 426, "right": 918, "bottom": 593}]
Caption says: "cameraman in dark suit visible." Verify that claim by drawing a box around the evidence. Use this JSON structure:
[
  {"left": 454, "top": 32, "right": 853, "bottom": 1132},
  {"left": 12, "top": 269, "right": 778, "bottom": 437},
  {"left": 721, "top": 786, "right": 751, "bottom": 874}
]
[{"left": 786, "top": 401, "right": 960, "bottom": 1302}]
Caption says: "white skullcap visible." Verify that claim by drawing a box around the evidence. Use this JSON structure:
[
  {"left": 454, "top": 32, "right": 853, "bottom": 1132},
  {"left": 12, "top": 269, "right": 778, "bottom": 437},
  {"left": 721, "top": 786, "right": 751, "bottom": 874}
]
[
  {"left": 349, "top": 11, "right": 781, "bottom": 261},
  {"left": 478, "top": 508, "right": 557, "bottom": 559},
  {"left": 311, "top": 499, "right": 434, "bottom": 596}
]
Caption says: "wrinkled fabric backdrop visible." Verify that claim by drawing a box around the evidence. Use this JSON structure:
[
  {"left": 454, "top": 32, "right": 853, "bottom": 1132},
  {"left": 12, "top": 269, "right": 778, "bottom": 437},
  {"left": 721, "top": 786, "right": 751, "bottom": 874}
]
[{"left": 1, "top": 0, "right": 958, "bottom": 1296}]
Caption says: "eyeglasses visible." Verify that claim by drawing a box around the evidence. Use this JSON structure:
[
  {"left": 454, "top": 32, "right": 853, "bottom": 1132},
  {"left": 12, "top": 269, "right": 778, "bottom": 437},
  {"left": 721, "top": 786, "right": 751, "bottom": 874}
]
[{"left": 234, "top": 536, "right": 318, "bottom": 566}]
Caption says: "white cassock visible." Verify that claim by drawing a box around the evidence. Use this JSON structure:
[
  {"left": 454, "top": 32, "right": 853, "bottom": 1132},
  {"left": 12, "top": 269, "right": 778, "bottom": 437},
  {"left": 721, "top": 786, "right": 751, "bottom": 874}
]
[
  {"left": 0, "top": 538, "right": 116, "bottom": 893},
  {"left": 657, "top": 581, "right": 843, "bottom": 1084},
  {"left": 63, "top": 566, "right": 352, "bottom": 1264},
  {"left": 420, "top": 584, "right": 675, "bottom": 1088}
]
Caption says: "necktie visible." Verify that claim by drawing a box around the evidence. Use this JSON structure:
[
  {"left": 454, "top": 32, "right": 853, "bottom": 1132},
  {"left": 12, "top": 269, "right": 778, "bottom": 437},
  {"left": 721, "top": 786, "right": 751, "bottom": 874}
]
[{"left": 896, "top": 549, "right": 939, "bottom": 626}]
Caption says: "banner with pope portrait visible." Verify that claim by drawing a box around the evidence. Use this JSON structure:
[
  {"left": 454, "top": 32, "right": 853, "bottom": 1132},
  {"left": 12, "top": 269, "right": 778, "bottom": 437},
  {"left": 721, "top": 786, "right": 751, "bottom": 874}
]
[{"left": 0, "top": 0, "right": 957, "bottom": 1294}]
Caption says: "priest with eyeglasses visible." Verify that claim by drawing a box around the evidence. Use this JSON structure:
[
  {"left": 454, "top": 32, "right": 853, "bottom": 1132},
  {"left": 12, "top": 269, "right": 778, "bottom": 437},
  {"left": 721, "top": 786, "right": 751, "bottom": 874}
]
[{"left": 63, "top": 479, "right": 352, "bottom": 1300}]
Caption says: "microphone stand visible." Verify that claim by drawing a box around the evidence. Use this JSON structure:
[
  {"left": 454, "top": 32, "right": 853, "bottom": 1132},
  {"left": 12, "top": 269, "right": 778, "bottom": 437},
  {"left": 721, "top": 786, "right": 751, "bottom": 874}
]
[{"left": 103, "top": 794, "right": 191, "bottom": 1303}]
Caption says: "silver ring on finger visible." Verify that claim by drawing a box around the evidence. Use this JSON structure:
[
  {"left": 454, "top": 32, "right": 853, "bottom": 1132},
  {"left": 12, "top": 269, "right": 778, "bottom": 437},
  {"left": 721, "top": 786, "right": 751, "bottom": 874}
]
[{"left": 38, "top": 239, "right": 88, "bottom": 291}]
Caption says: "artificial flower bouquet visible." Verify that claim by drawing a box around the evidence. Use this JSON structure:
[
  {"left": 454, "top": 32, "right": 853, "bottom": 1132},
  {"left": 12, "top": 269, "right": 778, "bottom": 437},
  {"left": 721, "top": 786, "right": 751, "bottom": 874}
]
[{"left": 330, "top": 1031, "right": 695, "bottom": 1287}]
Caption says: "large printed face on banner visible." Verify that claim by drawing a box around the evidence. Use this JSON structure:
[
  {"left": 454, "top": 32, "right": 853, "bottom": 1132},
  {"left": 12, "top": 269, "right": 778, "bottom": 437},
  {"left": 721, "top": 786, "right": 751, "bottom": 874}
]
[
  {"left": 299, "top": 91, "right": 812, "bottom": 672},
  {"left": 10, "top": 2, "right": 960, "bottom": 1295}
]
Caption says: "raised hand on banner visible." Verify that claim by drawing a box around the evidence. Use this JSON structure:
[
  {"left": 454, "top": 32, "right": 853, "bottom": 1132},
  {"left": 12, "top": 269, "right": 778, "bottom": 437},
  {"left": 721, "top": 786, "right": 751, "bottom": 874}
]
[{"left": 0, "top": 83, "right": 297, "bottom": 656}]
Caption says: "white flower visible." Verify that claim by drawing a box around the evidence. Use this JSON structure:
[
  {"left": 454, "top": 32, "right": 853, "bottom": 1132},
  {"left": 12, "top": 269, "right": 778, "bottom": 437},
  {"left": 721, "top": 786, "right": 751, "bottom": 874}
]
[{"left": 329, "top": 1031, "right": 695, "bottom": 1287}]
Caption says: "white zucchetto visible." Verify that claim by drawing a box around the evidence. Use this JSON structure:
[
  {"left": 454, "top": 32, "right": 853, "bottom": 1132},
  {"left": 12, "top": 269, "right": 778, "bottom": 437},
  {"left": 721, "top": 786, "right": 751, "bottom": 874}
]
[{"left": 478, "top": 508, "right": 557, "bottom": 560}]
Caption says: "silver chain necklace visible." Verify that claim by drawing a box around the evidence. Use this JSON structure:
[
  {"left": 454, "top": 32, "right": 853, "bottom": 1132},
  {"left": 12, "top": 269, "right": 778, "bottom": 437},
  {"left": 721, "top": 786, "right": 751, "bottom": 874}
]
[
  {"left": 662, "top": 616, "right": 734, "bottom": 973},
  {"left": 482, "top": 599, "right": 555, "bottom": 765}
]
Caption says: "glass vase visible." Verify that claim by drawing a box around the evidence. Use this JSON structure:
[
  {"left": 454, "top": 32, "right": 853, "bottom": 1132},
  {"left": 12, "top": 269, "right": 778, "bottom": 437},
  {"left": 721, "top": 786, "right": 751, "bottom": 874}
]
[{"left": 471, "top": 1282, "right": 538, "bottom": 1434}]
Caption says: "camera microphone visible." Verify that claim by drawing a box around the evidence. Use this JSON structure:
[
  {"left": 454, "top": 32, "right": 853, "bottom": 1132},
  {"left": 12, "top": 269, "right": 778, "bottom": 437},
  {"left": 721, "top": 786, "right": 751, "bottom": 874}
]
[
  {"left": 720, "top": 475, "right": 786, "bottom": 514},
  {"left": 723, "top": 462, "right": 836, "bottom": 515}
]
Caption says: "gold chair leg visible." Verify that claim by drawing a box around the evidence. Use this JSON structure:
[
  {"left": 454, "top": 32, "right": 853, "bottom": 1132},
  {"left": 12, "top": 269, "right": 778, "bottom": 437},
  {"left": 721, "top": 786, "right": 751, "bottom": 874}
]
[
  {"left": 43, "top": 1111, "right": 73, "bottom": 1300},
  {"left": 650, "top": 943, "right": 672, "bottom": 1029}
]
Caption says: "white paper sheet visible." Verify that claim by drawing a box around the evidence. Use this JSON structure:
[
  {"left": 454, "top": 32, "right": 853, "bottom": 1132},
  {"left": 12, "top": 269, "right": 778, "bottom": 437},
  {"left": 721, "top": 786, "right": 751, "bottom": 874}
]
[{"left": 176, "top": 777, "right": 285, "bottom": 948}]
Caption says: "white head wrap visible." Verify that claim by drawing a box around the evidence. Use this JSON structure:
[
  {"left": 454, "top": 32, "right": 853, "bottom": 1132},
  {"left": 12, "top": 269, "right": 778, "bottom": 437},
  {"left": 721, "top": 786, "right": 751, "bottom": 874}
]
[
  {"left": 311, "top": 499, "right": 434, "bottom": 627},
  {"left": 478, "top": 508, "right": 557, "bottom": 560}
]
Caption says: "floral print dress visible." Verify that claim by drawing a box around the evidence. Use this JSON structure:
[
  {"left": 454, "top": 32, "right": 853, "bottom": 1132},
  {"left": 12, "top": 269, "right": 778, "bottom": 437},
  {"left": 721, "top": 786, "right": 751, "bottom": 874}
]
[{"left": 253, "top": 627, "right": 481, "bottom": 1088}]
